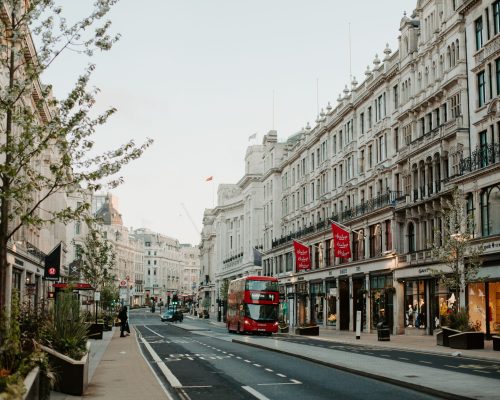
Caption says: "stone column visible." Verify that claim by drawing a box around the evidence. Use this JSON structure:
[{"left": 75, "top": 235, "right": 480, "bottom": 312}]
[
  {"left": 336, "top": 277, "right": 340, "bottom": 331},
  {"left": 349, "top": 275, "right": 353, "bottom": 331},
  {"left": 365, "top": 273, "right": 371, "bottom": 333}
]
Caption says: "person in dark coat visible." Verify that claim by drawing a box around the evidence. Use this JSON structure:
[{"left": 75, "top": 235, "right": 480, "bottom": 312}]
[{"left": 118, "top": 306, "right": 129, "bottom": 337}]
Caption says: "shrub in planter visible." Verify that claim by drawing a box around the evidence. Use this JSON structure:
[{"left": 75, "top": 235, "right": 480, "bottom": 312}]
[
  {"left": 39, "top": 291, "right": 90, "bottom": 395},
  {"left": 0, "top": 296, "right": 54, "bottom": 400}
]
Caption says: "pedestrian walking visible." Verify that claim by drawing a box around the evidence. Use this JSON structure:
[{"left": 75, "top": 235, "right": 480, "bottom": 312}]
[{"left": 118, "top": 306, "right": 130, "bottom": 337}]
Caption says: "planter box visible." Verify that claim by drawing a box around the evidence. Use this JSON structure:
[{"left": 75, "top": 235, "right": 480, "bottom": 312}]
[
  {"left": 490, "top": 335, "right": 500, "bottom": 351},
  {"left": 436, "top": 327, "right": 461, "bottom": 347},
  {"left": 87, "top": 323, "right": 104, "bottom": 340},
  {"left": 23, "top": 366, "right": 47, "bottom": 400},
  {"left": 40, "top": 342, "right": 90, "bottom": 396},
  {"left": 449, "top": 331, "right": 485, "bottom": 350},
  {"left": 294, "top": 325, "right": 319, "bottom": 336}
]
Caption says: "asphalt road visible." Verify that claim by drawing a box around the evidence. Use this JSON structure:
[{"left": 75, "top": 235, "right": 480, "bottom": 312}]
[{"left": 130, "top": 309, "right": 441, "bottom": 400}]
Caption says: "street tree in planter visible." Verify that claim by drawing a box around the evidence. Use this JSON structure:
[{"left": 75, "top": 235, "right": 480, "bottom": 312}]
[
  {"left": 0, "top": 0, "right": 153, "bottom": 316},
  {"left": 431, "top": 188, "right": 485, "bottom": 348},
  {"left": 78, "top": 225, "right": 117, "bottom": 331}
]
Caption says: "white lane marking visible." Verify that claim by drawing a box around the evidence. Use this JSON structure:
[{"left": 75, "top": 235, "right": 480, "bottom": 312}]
[
  {"left": 381, "top": 354, "right": 390, "bottom": 358},
  {"left": 474, "top": 370, "right": 490, "bottom": 374},
  {"left": 258, "top": 381, "right": 302, "bottom": 386},
  {"left": 140, "top": 337, "right": 182, "bottom": 388},
  {"left": 265, "top": 368, "right": 273, "bottom": 372},
  {"left": 419, "top": 360, "right": 432, "bottom": 364},
  {"left": 242, "top": 386, "right": 271, "bottom": 400},
  {"left": 143, "top": 325, "right": 165, "bottom": 338},
  {"left": 290, "top": 379, "right": 302, "bottom": 384},
  {"left": 253, "top": 363, "right": 262, "bottom": 367},
  {"left": 398, "top": 357, "right": 409, "bottom": 360},
  {"left": 244, "top": 359, "right": 252, "bottom": 363},
  {"left": 276, "top": 373, "right": 286, "bottom": 378}
]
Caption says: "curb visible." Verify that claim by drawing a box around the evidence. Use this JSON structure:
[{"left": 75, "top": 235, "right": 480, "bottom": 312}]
[{"left": 232, "top": 339, "right": 475, "bottom": 400}]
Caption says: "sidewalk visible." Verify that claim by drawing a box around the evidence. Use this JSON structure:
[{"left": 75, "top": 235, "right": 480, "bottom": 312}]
[
  {"left": 203, "top": 317, "right": 499, "bottom": 361},
  {"left": 50, "top": 328, "right": 170, "bottom": 400}
]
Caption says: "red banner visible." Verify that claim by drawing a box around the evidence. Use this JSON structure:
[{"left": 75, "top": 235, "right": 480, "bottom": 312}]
[
  {"left": 293, "top": 240, "right": 311, "bottom": 271},
  {"left": 332, "top": 223, "right": 351, "bottom": 258}
]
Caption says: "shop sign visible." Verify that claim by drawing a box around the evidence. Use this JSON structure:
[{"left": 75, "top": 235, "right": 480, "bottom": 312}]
[
  {"left": 329, "top": 288, "right": 337, "bottom": 296},
  {"left": 286, "top": 292, "right": 295, "bottom": 299},
  {"left": 297, "top": 281, "right": 308, "bottom": 294},
  {"left": 339, "top": 268, "right": 348, "bottom": 275}
]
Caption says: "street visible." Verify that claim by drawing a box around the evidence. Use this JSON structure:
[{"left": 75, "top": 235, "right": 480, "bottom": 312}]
[{"left": 130, "top": 309, "right": 442, "bottom": 400}]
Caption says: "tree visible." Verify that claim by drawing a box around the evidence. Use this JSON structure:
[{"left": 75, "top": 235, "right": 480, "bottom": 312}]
[
  {"left": 0, "top": 0, "right": 152, "bottom": 312},
  {"left": 431, "top": 187, "right": 483, "bottom": 311},
  {"left": 78, "top": 224, "right": 116, "bottom": 292}
]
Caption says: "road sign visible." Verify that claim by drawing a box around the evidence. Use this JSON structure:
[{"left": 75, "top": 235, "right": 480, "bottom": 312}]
[{"left": 119, "top": 280, "right": 127, "bottom": 287}]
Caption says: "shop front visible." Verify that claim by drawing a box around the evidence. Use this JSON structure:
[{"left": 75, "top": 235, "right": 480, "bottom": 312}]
[
  {"left": 325, "top": 280, "right": 337, "bottom": 328},
  {"left": 469, "top": 263, "right": 500, "bottom": 338},
  {"left": 396, "top": 266, "right": 453, "bottom": 335},
  {"left": 309, "top": 281, "right": 324, "bottom": 325},
  {"left": 370, "top": 274, "right": 394, "bottom": 330}
]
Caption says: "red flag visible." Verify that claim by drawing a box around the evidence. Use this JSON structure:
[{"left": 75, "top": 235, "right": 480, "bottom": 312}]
[
  {"left": 332, "top": 223, "right": 351, "bottom": 258},
  {"left": 205, "top": 176, "right": 213, "bottom": 181},
  {"left": 293, "top": 240, "right": 311, "bottom": 271}
]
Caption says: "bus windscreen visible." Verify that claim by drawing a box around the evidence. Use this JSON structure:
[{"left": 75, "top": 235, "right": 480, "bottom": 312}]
[{"left": 244, "top": 304, "right": 278, "bottom": 321}]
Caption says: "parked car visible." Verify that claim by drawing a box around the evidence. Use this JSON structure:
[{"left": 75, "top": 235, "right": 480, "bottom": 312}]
[{"left": 160, "top": 309, "right": 183, "bottom": 322}]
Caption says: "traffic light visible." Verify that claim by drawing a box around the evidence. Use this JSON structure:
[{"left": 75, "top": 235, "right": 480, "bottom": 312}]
[{"left": 172, "top": 293, "right": 178, "bottom": 305}]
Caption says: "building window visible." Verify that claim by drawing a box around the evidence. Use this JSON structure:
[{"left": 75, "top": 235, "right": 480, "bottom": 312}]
[
  {"left": 480, "top": 187, "right": 500, "bottom": 236},
  {"left": 368, "top": 145, "right": 373, "bottom": 169},
  {"left": 393, "top": 85, "right": 399, "bottom": 109},
  {"left": 368, "top": 107, "right": 372, "bottom": 129},
  {"left": 478, "top": 71, "right": 486, "bottom": 107},
  {"left": 360, "top": 113, "right": 365, "bottom": 135},
  {"left": 466, "top": 193, "right": 475, "bottom": 234},
  {"left": 494, "top": 1, "right": 500, "bottom": 35},
  {"left": 408, "top": 223, "right": 415, "bottom": 253},
  {"left": 496, "top": 58, "right": 500, "bottom": 96},
  {"left": 475, "top": 16, "right": 483, "bottom": 50}
]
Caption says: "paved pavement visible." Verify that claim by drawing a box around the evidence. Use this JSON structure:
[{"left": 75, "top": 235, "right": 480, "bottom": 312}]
[
  {"left": 50, "top": 328, "right": 171, "bottom": 400},
  {"left": 50, "top": 317, "right": 500, "bottom": 400}
]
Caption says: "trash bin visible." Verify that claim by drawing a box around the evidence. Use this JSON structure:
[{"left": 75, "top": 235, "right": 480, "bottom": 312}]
[{"left": 377, "top": 321, "right": 390, "bottom": 341}]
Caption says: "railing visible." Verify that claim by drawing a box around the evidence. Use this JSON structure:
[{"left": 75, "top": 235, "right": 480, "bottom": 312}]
[
  {"left": 272, "top": 191, "right": 403, "bottom": 249},
  {"left": 459, "top": 144, "right": 500, "bottom": 175}
]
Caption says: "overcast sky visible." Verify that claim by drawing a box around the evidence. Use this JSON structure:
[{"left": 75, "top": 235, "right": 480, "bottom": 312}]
[{"left": 43, "top": 0, "right": 417, "bottom": 246}]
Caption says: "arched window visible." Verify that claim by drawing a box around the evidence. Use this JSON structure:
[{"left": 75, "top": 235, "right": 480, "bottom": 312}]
[
  {"left": 408, "top": 222, "right": 416, "bottom": 253},
  {"left": 447, "top": 46, "right": 451, "bottom": 69},
  {"left": 481, "top": 186, "right": 500, "bottom": 236},
  {"left": 451, "top": 43, "right": 456, "bottom": 67},
  {"left": 455, "top": 39, "right": 459, "bottom": 62}
]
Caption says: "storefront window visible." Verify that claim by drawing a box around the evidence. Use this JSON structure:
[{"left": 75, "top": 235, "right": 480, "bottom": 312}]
[
  {"left": 433, "top": 281, "right": 452, "bottom": 329},
  {"left": 404, "top": 280, "right": 426, "bottom": 329},
  {"left": 310, "top": 282, "right": 324, "bottom": 324},
  {"left": 468, "top": 282, "right": 486, "bottom": 333},
  {"left": 488, "top": 282, "right": 500, "bottom": 335},
  {"left": 326, "top": 281, "right": 337, "bottom": 327},
  {"left": 370, "top": 275, "right": 393, "bottom": 329}
]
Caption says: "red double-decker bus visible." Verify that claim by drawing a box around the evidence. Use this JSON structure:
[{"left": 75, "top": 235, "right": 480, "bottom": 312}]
[{"left": 226, "top": 276, "right": 279, "bottom": 335}]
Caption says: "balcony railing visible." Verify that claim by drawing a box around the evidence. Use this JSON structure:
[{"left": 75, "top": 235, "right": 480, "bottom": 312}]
[
  {"left": 272, "top": 191, "right": 403, "bottom": 249},
  {"left": 459, "top": 144, "right": 500, "bottom": 175}
]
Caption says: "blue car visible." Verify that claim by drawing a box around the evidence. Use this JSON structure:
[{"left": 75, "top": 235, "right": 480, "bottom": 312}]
[{"left": 160, "top": 310, "right": 183, "bottom": 322}]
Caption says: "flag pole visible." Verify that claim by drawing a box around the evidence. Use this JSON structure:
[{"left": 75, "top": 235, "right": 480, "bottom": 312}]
[{"left": 329, "top": 219, "right": 352, "bottom": 232}]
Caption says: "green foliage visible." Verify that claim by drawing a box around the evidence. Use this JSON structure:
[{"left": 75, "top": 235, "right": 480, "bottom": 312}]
[
  {"left": 79, "top": 225, "right": 117, "bottom": 291},
  {"left": 0, "top": 0, "right": 152, "bottom": 311},
  {"left": 41, "top": 292, "right": 89, "bottom": 361},
  {"left": 443, "top": 309, "right": 481, "bottom": 332},
  {"left": 219, "top": 279, "right": 229, "bottom": 301},
  {"left": 431, "top": 187, "right": 484, "bottom": 310},
  {"left": 0, "top": 294, "right": 53, "bottom": 399}
]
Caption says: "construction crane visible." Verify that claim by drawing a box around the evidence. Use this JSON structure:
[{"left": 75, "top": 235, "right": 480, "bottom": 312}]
[{"left": 181, "top": 203, "right": 201, "bottom": 235}]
